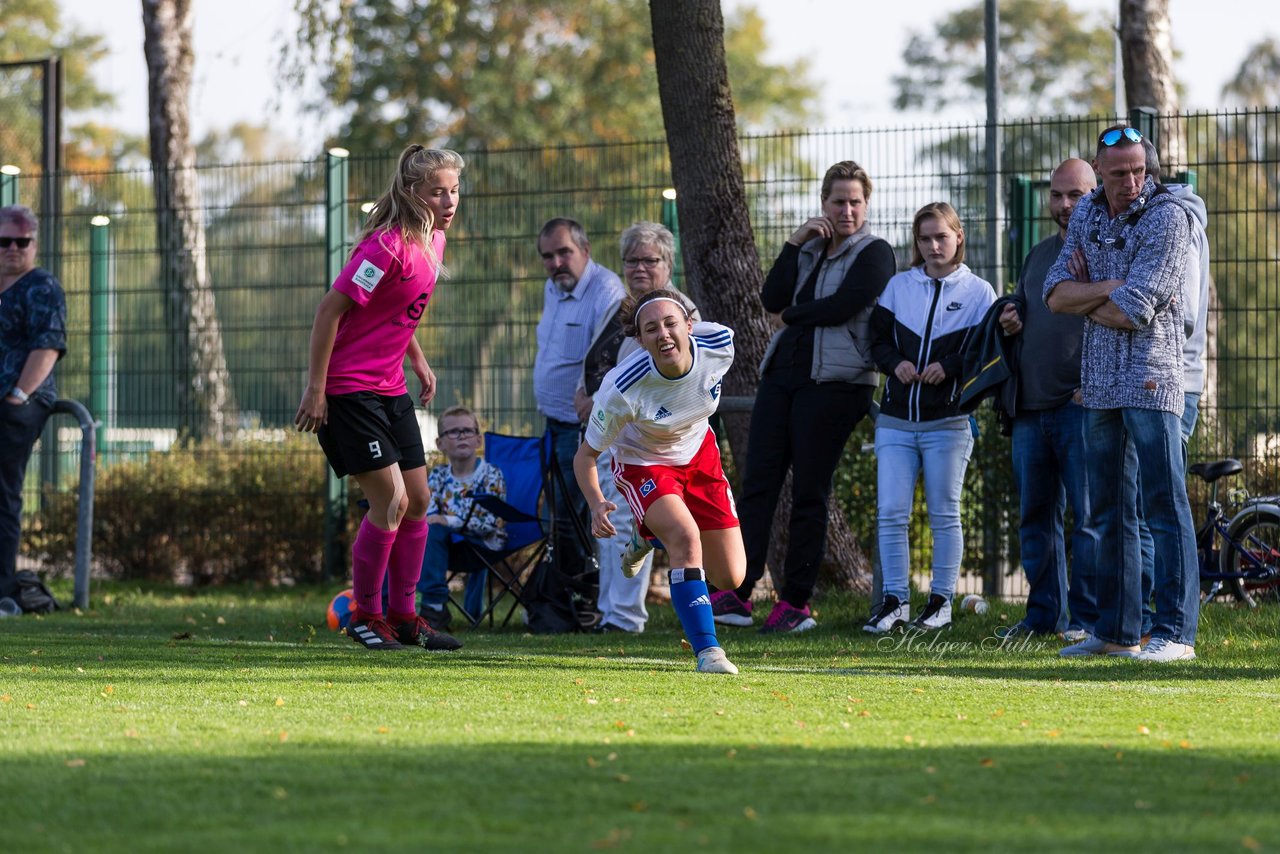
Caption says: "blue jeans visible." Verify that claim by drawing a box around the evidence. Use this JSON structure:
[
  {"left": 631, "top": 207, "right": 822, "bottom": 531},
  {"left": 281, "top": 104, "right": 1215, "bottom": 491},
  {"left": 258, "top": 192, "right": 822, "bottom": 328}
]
[
  {"left": 417, "top": 522, "right": 487, "bottom": 618},
  {"left": 876, "top": 423, "right": 974, "bottom": 601},
  {"left": 1139, "top": 392, "right": 1200, "bottom": 635},
  {"left": 1087, "top": 406, "right": 1199, "bottom": 646},
  {"left": 1011, "top": 401, "right": 1097, "bottom": 634}
]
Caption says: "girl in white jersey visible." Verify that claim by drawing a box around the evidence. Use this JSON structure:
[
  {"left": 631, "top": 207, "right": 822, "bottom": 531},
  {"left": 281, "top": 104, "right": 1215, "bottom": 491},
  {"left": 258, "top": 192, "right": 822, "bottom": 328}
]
[
  {"left": 574, "top": 288, "right": 745, "bottom": 674},
  {"left": 295, "top": 145, "right": 463, "bottom": 653}
]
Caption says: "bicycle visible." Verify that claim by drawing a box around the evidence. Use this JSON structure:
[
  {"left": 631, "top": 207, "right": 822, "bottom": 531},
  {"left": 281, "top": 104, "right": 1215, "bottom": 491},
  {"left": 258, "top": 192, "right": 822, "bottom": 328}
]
[{"left": 1190, "top": 458, "right": 1280, "bottom": 607}]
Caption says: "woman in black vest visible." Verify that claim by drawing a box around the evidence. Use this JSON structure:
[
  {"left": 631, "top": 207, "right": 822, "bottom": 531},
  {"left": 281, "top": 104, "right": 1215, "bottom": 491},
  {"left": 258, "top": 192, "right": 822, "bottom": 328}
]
[{"left": 716, "top": 161, "right": 896, "bottom": 633}]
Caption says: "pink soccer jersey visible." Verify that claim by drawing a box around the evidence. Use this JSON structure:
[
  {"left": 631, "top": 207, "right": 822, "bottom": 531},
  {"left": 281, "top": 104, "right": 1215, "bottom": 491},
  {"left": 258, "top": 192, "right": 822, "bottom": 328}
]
[{"left": 326, "top": 228, "right": 446, "bottom": 396}]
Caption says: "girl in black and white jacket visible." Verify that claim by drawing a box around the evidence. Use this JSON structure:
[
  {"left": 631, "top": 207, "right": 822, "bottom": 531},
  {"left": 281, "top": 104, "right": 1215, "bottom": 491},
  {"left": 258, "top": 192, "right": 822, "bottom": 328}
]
[{"left": 865, "top": 202, "right": 996, "bottom": 635}]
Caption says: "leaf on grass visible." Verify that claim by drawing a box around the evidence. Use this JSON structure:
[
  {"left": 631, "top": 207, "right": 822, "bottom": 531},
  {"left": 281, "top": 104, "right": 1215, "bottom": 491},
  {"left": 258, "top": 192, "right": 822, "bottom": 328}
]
[
  {"left": 279, "top": 731, "right": 289, "bottom": 743},
  {"left": 216, "top": 616, "right": 226, "bottom": 625},
  {"left": 613, "top": 721, "right": 627, "bottom": 729},
  {"left": 1046, "top": 729, "right": 1062, "bottom": 738},
  {"left": 743, "top": 807, "right": 758, "bottom": 820},
  {"left": 903, "top": 735, "right": 914, "bottom": 744},
  {"left": 858, "top": 710, "right": 871, "bottom": 717},
  {"left": 26, "top": 703, "right": 36, "bottom": 709},
  {"left": 1138, "top": 725, "right": 1151, "bottom": 735},
  {"left": 715, "top": 709, "right": 725, "bottom": 716},
  {"left": 614, "top": 774, "right": 630, "bottom": 783},
  {"left": 726, "top": 749, "right": 737, "bottom": 759},
  {"left": 272, "top": 787, "right": 288, "bottom": 800},
  {"left": 65, "top": 758, "right": 85, "bottom": 767},
  {"left": 991, "top": 709, "right": 1005, "bottom": 718},
  {"left": 1134, "top": 800, "right": 1151, "bottom": 809},
  {"left": 239, "top": 700, "right": 248, "bottom": 707},
  {"left": 274, "top": 697, "right": 285, "bottom": 707},
  {"left": 184, "top": 616, "right": 197, "bottom": 625},
  {"left": 587, "top": 756, "right": 599, "bottom": 768},
  {"left": 912, "top": 688, "right": 925, "bottom": 694},
  {"left": 101, "top": 685, "right": 114, "bottom": 697},
  {"left": 631, "top": 801, "right": 648, "bottom": 812},
  {"left": 925, "top": 766, "right": 936, "bottom": 774},
  {"left": 1, "top": 694, "right": 10, "bottom": 702},
  {"left": 171, "top": 632, "right": 192, "bottom": 640},
  {"left": 680, "top": 639, "right": 692, "bottom": 651},
  {"left": 1242, "top": 836, "right": 1262, "bottom": 851},
  {"left": 124, "top": 729, "right": 139, "bottom": 738},
  {"left": 607, "top": 752, "right": 617, "bottom": 761},
  {"left": 980, "top": 758, "right": 995, "bottom": 767},
  {"left": 375, "top": 726, "right": 389, "bottom": 734},
  {"left": 586, "top": 697, "right": 598, "bottom": 705}
]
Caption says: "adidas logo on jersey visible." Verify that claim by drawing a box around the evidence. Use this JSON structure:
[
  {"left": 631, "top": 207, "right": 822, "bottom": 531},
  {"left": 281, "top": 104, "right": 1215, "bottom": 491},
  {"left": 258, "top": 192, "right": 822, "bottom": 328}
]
[{"left": 654, "top": 406, "right": 672, "bottom": 420}]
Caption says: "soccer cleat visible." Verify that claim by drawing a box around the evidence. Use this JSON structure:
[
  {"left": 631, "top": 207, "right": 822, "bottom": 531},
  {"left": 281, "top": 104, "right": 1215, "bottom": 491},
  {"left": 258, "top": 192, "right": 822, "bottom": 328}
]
[
  {"left": 345, "top": 615, "right": 405, "bottom": 650},
  {"left": 620, "top": 530, "right": 655, "bottom": 578},
  {"left": 395, "top": 615, "right": 463, "bottom": 651},
  {"left": 1136, "top": 637, "right": 1196, "bottom": 662},
  {"left": 710, "top": 590, "right": 754, "bottom": 627},
  {"left": 695, "top": 646, "right": 739, "bottom": 674},
  {"left": 862, "top": 595, "right": 909, "bottom": 634},
  {"left": 1058, "top": 634, "right": 1139, "bottom": 658},
  {"left": 758, "top": 600, "right": 817, "bottom": 634},
  {"left": 910, "top": 594, "right": 952, "bottom": 631},
  {"left": 418, "top": 603, "right": 452, "bottom": 632}
]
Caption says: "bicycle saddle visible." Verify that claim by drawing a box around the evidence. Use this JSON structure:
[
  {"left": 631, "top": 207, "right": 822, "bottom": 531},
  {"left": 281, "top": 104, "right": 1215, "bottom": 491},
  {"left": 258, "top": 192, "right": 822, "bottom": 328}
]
[{"left": 1188, "top": 458, "right": 1243, "bottom": 483}]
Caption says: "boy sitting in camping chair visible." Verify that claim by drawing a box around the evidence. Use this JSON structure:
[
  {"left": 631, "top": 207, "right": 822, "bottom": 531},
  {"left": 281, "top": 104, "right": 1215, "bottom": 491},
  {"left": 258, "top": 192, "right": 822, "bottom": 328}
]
[{"left": 417, "top": 406, "right": 507, "bottom": 630}]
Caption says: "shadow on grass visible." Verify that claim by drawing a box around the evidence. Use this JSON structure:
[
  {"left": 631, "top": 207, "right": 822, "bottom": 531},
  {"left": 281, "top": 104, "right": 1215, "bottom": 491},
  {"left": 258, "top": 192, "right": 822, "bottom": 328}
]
[{"left": 5, "top": 739, "right": 1275, "bottom": 852}]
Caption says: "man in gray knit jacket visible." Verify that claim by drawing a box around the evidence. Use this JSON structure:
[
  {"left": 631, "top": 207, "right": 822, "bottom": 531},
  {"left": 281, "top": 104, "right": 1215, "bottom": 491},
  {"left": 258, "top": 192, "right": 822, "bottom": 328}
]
[{"left": 1043, "top": 124, "right": 1199, "bottom": 663}]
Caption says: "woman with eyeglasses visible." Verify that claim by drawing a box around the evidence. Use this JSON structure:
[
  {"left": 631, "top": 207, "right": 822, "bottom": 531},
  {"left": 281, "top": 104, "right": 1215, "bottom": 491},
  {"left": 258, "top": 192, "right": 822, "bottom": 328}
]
[
  {"left": 295, "top": 145, "right": 463, "bottom": 653},
  {"left": 864, "top": 202, "right": 995, "bottom": 635},
  {"left": 0, "top": 205, "right": 67, "bottom": 584},
  {"left": 717, "top": 161, "right": 896, "bottom": 634},
  {"left": 575, "top": 222, "right": 698, "bottom": 634},
  {"left": 573, "top": 288, "right": 743, "bottom": 674}
]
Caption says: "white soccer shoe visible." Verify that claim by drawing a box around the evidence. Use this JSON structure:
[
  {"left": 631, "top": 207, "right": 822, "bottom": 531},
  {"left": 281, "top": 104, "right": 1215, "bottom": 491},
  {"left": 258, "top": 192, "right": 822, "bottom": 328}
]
[{"left": 696, "top": 646, "right": 739, "bottom": 675}]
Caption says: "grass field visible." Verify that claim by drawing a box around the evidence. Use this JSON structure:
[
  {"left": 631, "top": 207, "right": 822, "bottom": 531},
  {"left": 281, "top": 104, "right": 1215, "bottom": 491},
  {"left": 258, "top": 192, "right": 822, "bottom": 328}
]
[{"left": 2, "top": 582, "right": 1278, "bottom": 853}]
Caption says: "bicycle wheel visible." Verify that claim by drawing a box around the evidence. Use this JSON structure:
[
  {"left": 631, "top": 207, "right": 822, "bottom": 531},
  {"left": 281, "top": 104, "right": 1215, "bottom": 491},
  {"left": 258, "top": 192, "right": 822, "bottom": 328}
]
[{"left": 1221, "top": 506, "right": 1280, "bottom": 606}]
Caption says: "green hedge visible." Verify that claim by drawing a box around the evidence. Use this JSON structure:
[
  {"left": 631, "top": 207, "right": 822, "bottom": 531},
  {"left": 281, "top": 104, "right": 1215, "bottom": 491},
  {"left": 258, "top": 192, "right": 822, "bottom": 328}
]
[{"left": 29, "top": 436, "right": 337, "bottom": 585}]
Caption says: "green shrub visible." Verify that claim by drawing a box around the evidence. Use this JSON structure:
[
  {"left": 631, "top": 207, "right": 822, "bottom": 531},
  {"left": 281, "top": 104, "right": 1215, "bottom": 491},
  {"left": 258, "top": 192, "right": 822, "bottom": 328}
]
[{"left": 29, "top": 435, "right": 338, "bottom": 585}]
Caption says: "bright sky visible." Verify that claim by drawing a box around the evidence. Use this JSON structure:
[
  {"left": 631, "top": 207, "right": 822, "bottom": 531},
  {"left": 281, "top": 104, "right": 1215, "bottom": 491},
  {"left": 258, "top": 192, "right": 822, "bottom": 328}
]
[{"left": 64, "top": 0, "right": 1275, "bottom": 148}]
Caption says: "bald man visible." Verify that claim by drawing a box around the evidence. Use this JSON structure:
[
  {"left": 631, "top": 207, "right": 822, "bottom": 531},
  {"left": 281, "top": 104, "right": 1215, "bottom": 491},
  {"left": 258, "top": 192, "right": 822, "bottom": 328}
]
[{"left": 995, "top": 158, "right": 1098, "bottom": 640}]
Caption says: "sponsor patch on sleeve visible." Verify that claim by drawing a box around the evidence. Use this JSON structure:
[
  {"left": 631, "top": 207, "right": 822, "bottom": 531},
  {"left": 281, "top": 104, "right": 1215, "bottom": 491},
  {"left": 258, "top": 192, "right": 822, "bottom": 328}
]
[{"left": 351, "top": 258, "right": 387, "bottom": 293}]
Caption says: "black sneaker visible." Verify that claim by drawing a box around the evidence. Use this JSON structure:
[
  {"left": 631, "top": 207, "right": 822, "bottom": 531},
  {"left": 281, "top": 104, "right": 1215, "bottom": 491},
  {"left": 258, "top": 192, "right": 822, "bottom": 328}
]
[
  {"left": 862, "top": 594, "right": 909, "bottom": 634},
  {"left": 396, "top": 615, "right": 463, "bottom": 651},
  {"left": 345, "top": 615, "right": 405, "bottom": 650},
  {"left": 910, "top": 594, "right": 953, "bottom": 631},
  {"left": 418, "top": 603, "right": 452, "bottom": 632}
]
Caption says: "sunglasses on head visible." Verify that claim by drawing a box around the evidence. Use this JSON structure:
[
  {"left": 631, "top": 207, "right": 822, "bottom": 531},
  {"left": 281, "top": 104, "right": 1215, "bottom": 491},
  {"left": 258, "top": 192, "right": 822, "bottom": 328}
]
[
  {"left": 1099, "top": 127, "right": 1143, "bottom": 147},
  {"left": 0, "top": 237, "right": 34, "bottom": 249}
]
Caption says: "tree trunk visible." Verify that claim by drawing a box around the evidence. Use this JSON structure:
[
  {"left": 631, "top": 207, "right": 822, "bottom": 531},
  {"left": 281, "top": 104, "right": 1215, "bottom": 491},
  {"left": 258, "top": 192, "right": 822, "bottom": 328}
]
[
  {"left": 1120, "top": 0, "right": 1218, "bottom": 427},
  {"left": 648, "top": 0, "right": 871, "bottom": 595},
  {"left": 142, "top": 0, "right": 236, "bottom": 442}
]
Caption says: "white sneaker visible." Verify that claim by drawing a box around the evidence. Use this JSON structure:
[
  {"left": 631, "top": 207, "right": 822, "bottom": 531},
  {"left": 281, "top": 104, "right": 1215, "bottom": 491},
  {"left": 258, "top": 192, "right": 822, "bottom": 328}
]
[
  {"left": 1137, "top": 638, "right": 1196, "bottom": 662},
  {"left": 910, "top": 594, "right": 952, "bottom": 631},
  {"left": 696, "top": 646, "right": 739, "bottom": 674},
  {"left": 620, "top": 530, "right": 655, "bottom": 579},
  {"left": 1059, "top": 634, "right": 1140, "bottom": 658},
  {"left": 1061, "top": 628, "right": 1089, "bottom": 643},
  {"left": 862, "top": 595, "right": 909, "bottom": 634}
]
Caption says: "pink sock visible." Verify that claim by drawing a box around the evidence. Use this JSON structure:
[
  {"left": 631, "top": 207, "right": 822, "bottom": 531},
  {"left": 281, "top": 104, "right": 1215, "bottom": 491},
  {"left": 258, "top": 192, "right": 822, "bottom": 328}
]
[
  {"left": 352, "top": 517, "right": 398, "bottom": 617},
  {"left": 386, "top": 516, "right": 429, "bottom": 618}
]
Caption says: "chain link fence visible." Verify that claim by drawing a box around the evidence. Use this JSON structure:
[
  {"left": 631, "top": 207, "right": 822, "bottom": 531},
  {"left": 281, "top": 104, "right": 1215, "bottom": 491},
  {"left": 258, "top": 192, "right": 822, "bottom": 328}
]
[{"left": 7, "top": 108, "right": 1278, "bottom": 595}]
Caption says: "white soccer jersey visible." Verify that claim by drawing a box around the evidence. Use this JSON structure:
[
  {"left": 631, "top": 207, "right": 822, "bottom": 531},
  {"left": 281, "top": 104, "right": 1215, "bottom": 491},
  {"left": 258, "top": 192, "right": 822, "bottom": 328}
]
[{"left": 585, "top": 321, "right": 734, "bottom": 466}]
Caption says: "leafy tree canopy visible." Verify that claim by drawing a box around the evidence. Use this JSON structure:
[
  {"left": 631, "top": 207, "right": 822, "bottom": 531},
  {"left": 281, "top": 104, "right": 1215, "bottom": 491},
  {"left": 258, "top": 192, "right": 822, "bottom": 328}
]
[
  {"left": 891, "top": 0, "right": 1116, "bottom": 117},
  {"left": 0, "top": 0, "right": 134, "bottom": 172},
  {"left": 287, "top": 0, "right": 817, "bottom": 153},
  {"left": 1222, "top": 36, "right": 1280, "bottom": 107}
]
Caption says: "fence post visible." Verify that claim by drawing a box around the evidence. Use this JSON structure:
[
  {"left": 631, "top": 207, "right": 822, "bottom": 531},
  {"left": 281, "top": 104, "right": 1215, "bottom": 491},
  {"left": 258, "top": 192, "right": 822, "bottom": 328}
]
[
  {"left": 1007, "top": 175, "right": 1036, "bottom": 289},
  {"left": 661, "top": 188, "right": 680, "bottom": 286},
  {"left": 0, "top": 164, "right": 18, "bottom": 206},
  {"left": 322, "top": 148, "right": 350, "bottom": 582},
  {"left": 89, "top": 215, "right": 114, "bottom": 456}
]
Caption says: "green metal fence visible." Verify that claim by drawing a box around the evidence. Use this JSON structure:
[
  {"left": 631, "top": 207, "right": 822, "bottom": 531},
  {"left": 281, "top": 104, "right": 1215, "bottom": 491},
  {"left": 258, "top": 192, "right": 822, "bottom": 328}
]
[{"left": 7, "top": 108, "right": 1279, "bottom": 595}]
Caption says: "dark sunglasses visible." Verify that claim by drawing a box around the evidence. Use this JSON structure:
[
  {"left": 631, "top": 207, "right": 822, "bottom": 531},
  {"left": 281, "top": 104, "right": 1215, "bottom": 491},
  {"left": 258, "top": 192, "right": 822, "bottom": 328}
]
[
  {"left": 0, "top": 237, "right": 34, "bottom": 249},
  {"left": 1099, "top": 127, "right": 1143, "bottom": 147}
]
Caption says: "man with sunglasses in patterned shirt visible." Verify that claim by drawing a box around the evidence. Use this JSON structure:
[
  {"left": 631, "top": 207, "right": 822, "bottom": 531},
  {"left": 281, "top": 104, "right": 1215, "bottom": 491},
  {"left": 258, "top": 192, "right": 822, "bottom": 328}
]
[
  {"left": 0, "top": 205, "right": 67, "bottom": 584},
  {"left": 1043, "top": 125, "right": 1199, "bottom": 663}
]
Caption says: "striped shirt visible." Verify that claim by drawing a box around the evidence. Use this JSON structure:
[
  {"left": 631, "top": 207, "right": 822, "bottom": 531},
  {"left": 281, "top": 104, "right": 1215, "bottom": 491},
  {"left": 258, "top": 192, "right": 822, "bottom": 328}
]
[{"left": 584, "top": 321, "right": 734, "bottom": 466}]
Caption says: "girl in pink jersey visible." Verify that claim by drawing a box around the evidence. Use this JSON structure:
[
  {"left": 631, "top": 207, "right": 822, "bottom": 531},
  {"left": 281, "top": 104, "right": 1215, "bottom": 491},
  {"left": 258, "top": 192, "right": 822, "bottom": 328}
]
[
  {"left": 295, "top": 145, "right": 463, "bottom": 652},
  {"left": 573, "top": 288, "right": 745, "bottom": 674}
]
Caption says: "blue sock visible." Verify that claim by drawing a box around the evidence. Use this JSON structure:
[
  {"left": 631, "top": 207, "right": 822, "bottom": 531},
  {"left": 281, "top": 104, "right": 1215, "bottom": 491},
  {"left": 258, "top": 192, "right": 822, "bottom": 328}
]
[{"left": 669, "top": 568, "right": 718, "bottom": 653}]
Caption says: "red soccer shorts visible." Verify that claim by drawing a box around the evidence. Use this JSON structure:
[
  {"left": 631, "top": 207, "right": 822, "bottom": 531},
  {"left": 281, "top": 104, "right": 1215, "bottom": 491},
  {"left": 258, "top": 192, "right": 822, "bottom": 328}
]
[{"left": 611, "top": 429, "right": 739, "bottom": 538}]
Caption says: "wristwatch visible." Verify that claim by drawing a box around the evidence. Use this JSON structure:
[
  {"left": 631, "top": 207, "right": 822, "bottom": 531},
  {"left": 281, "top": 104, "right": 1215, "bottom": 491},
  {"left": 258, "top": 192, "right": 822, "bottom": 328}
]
[{"left": 9, "top": 386, "right": 29, "bottom": 404}]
